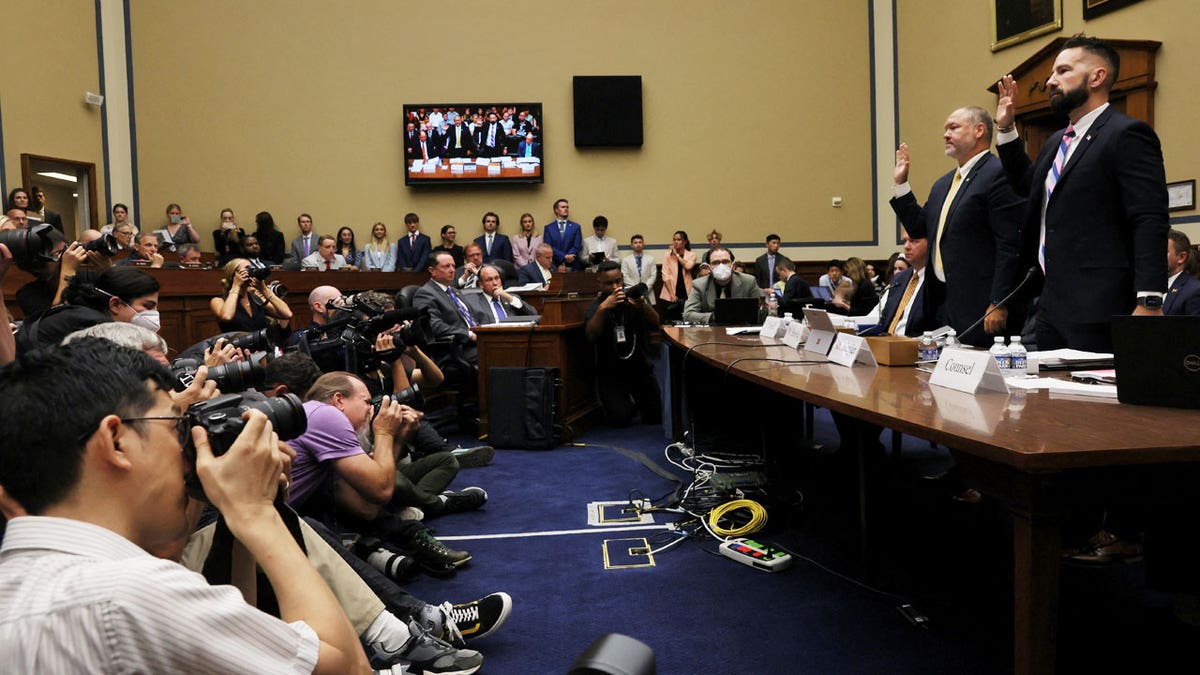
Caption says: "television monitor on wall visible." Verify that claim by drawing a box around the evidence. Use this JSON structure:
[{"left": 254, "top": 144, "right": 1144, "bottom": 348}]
[{"left": 402, "top": 102, "right": 543, "bottom": 186}]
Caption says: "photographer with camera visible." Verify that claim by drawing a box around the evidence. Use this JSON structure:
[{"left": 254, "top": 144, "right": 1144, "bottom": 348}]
[
  {"left": 0, "top": 244, "right": 16, "bottom": 365},
  {"left": 0, "top": 339, "right": 371, "bottom": 673},
  {"left": 210, "top": 258, "right": 293, "bottom": 333},
  {"left": 584, "top": 260, "right": 662, "bottom": 428}
]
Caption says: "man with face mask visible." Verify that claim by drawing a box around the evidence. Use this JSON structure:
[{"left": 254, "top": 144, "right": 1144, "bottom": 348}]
[
  {"left": 584, "top": 260, "right": 662, "bottom": 427},
  {"left": 682, "top": 247, "right": 760, "bottom": 324}
]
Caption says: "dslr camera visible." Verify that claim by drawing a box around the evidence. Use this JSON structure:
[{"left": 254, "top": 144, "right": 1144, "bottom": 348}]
[{"left": 172, "top": 358, "right": 265, "bottom": 393}]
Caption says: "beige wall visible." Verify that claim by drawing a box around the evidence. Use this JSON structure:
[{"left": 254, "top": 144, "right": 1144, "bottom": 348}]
[
  {"left": 127, "top": 0, "right": 873, "bottom": 256},
  {"left": 1, "top": 0, "right": 105, "bottom": 227},
  {"left": 896, "top": 0, "right": 1200, "bottom": 243}
]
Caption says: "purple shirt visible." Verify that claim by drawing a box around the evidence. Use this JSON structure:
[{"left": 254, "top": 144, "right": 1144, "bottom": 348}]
[{"left": 287, "top": 401, "right": 365, "bottom": 507}]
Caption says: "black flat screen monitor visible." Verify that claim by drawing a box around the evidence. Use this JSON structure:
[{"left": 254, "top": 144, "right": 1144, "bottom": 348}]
[{"left": 402, "top": 103, "right": 543, "bottom": 186}]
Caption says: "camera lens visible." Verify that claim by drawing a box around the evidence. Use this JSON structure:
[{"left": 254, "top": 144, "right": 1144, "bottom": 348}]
[
  {"left": 248, "top": 266, "right": 271, "bottom": 281},
  {"left": 0, "top": 224, "right": 56, "bottom": 269},
  {"left": 81, "top": 233, "right": 120, "bottom": 257},
  {"left": 206, "top": 361, "right": 265, "bottom": 392}
]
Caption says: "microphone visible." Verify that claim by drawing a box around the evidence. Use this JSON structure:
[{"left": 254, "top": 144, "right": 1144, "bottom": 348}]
[{"left": 958, "top": 266, "right": 1038, "bottom": 340}]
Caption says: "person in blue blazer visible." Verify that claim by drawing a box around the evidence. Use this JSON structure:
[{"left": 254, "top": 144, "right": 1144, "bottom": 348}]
[
  {"left": 473, "top": 212, "right": 513, "bottom": 263},
  {"left": 542, "top": 198, "right": 583, "bottom": 271}
]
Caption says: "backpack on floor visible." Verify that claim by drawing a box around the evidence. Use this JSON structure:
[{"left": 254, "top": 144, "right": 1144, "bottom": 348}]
[{"left": 486, "top": 367, "right": 561, "bottom": 450}]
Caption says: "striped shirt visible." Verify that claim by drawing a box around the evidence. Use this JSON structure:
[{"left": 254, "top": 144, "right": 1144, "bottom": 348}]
[{"left": 0, "top": 516, "right": 319, "bottom": 674}]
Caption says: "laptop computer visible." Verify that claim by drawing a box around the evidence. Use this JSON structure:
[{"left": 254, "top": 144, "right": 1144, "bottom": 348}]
[
  {"left": 712, "top": 297, "right": 760, "bottom": 325},
  {"left": 1110, "top": 315, "right": 1200, "bottom": 409}
]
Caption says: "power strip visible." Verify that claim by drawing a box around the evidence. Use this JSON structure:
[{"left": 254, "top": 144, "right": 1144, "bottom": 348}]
[{"left": 718, "top": 538, "right": 792, "bottom": 572}]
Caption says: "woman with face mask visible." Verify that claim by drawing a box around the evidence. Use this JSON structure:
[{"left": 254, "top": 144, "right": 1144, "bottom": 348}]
[{"left": 63, "top": 266, "right": 163, "bottom": 332}]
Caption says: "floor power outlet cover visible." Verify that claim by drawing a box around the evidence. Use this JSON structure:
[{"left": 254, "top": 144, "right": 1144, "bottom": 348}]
[{"left": 718, "top": 538, "right": 793, "bottom": 572}]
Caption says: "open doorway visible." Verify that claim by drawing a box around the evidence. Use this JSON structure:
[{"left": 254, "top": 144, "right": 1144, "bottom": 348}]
[{"left": 20, "top": 154, "right": 99, "bottom": 239}]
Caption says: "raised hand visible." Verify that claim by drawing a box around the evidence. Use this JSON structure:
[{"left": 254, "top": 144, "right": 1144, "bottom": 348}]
[
  {"left": 996, "top": 75, "right": 1017, "bottom": 130},
  {"left": 894, "top": 143, "right": 911, "bottom": 185}
]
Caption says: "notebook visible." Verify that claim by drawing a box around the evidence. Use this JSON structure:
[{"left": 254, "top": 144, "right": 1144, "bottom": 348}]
[
  {"left": 1110, "top": 315, "right": 1200, "bottom": 409},
  {"left": 712, "top": 297, "right": 760, "bottom": 325}
]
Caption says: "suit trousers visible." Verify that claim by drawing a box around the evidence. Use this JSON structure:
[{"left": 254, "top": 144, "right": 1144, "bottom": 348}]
[{"left": 392, "top": 452, "right": 460, "bottom": 510}]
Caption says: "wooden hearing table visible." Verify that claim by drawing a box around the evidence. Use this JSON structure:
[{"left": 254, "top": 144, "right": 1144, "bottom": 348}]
[{"left": 663, "top": 326, "right": 1200, "bottom": 675}]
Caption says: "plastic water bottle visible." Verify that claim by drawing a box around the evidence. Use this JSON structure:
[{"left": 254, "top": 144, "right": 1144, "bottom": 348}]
[
  {"left": 918, "top": 331, "right": 939, "bottom": 362},
  {"left": 1008, "top": 336, "right": 1027, "bottom": 374},
  {"left": 781, "top": 312, "right": 794, "bottom": 328},
  {"left": 944, "top": 329, "right": 959, "bottom": 350},
  {"left": 990, "top": 336, "right": 1010, "bottom": 372},
  {"left": 765, "top": 293, "right": 779, "bottom": 317}
]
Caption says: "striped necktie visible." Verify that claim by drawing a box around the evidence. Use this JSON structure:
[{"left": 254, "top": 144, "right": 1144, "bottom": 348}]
[
  {"left": 1040, "top": 126, "right": 1076, "bottom": 273},
  {"left": 447, "top": 287, "right": 477, "bottom": 327}
]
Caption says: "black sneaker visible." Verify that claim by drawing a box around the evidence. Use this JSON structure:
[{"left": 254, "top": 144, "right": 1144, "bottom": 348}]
[
  {"left": 434, "top": 592, "right": 513, "bottom": 645},
  {"left": 368, "top": 619, "right": 483, "bottom": 674},
  {"left": 450, "top": 445, "right": 494, "bottom": 468},
  {"left": 436, "top": 487, "right": 488, "bottom": 514},
  {"left": 402, "top": 529, "right": 472, "bottom": 567}
]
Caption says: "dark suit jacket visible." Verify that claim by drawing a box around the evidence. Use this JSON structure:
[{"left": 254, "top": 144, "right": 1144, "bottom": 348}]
[
  {"left": 878, "top": 268, "right": 939, "bottom": 337},
  {"left": 477, "top": 122, "right": 507, "bottom": 156},
  {"left": 543, "top": 221, "right": 583, "bottom": 271},
  {"left": 518, "top": 262, "right": 549, "bottom": 286},
  {"left": 1165, "top": 273, "right": 1200, "bottom": 316},
  {"left": 998, "top": 106, "right": 1169, "bottom": 352},
  {"left": 753, "top": 252, "right": 792, "bottom": 289},
  {"left": 890, "top": 152, "right": 1024, "bottom": 346},
  {"left": 444, "top": 124, "right": 476, "bottom": 157},
  {"left": 779, "top": 274, "right": 814, "bottom": 315},
  {"left": 516, "top": 141, "right": 541, "bottom": 158},
  {"left": 289, "top": 233, "right": 320, "bottom": 264},
  {"left": 464, "top": 290, "right": 535, "bottom": 325},
  {"left": 410, "top": 137, "right": 442, "bottom": 160},
  {"left": 41, "top": 209, "right": 63, "bottom": 232},
  {"left": 396, "top": 233, "right": 432, "bottom": 271},
  {"left": 474, "top": 233, "right": 513, "bottom": 263},
  {"left": 412, "top": 280, "right": 474, "bottom": 344}
]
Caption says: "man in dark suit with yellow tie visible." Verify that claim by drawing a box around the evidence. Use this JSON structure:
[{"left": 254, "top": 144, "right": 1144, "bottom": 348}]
[
  {"left": 878, "top": 231, "right": 938, "bottom": 337},
  {"left": 996, "top": 35, "right": 1168, "bottom": 352},
  {"left": 890, "top": 106, "right": 1024, "bottom": 347}
]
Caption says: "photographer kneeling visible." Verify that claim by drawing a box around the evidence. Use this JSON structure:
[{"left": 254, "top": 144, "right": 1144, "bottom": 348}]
[
  {"left": 0, "top": 339, "right": 369, "bottom": 673},
  {"left": 584, "top": 260, "right": 662, "bottom": 428}
]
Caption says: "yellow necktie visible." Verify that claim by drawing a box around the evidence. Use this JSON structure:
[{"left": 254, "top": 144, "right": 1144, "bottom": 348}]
[
  {"left": 888, "top": 271, "right": 920, "bottom": 335},
  {"left": 934, "top": 170, "right": 963, "bottom": 282}
]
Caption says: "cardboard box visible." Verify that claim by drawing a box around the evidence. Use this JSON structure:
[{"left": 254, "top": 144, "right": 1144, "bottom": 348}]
[{"left": 866, "top": 335, "right": 919, "bottom": 366}]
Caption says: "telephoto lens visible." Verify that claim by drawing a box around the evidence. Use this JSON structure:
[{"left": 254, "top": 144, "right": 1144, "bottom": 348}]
[
  {"left": 0, "top": 224, "right": 57, "bottom": 270},
  {"left": 82, "top": 233, "right": 120, "bottom": 257}
]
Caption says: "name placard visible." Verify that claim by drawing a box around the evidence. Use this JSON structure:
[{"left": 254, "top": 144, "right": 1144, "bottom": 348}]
[
  {"left": 827, "top": 333, "right": 878, "bottom": 368},
  {"left": 782, "top": 322, "right": 808, "bottom": 349},
  {"left": 929, "top": 347, "right": 1009, "bottom": 394},
  {"left": 760, "top": 316, "right": 785, "bottom": 339}
]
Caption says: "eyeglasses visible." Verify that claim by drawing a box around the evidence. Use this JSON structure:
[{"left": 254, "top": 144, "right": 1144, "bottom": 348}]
[{"left": 119, "top": 416, "right": 191, "bottom": 449}]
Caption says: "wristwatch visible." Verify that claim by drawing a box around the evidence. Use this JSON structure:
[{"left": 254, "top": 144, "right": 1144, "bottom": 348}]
[{"left": 1135, "top": 295, "right": 1163, "bottom": 310}]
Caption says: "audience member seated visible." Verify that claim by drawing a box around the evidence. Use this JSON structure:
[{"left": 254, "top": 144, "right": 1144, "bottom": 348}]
[
  {"left": 212, "top": 208, "right": 245, "bottom": 266},
  {"left": 818, "top": 260, "right": 852, "bottom": 298},
  {"left": 776, "top": 259, "right": 814, "bottom": 315},
  {"left": 1, "top": 209, "right": 27, "bottom": 230},
  {"left": 621, "top": 234, "right": 657, "bottom": 289},
  {"left": 0, "top": 339, "right": 371, "bottom": 674},
  {"left": 827, "top": 256, "right": 880, "bottom": 316},
  {"left": 659, "top": 230, "right": 697, "bottom": 321},
  {"left": 101, "top": 202, "right": 137, "bottom": 238},
  {"left": 510, "top": 212, "right": 542, "bottom": 268},
  {"left": 682, "top": 246, "right": 759, "bottom": 324},
  {"left": 518, "top": 243, "right": 554, "bottom": 287},
  {"left": 1165, "top": 229, "right": 1200, "bottom": 316},
  {"left": 210, "top": 258, "right": 293, "bottom": 332},
  {"left": 303, "top": 234, "right": 349, "bottom": 270},
  {"left": 121, "top": 232, "right": 165, "bottom": 268},
  {"left": 474, "top": 211, "right": 512, "bottom": 264},
  {"left": 456, "top": 243, "right": 485, "bottom": 289},
  {"left": 240, "top": 235, "right": 269, "bottom": 268},
  {"left": 585, "top": 261, "right": 662, "bottom": 427},
  {"left": 754, "top": 234, "right": 792, "bottom": 290},
  {"left": 171, "top": 243, "right": 204, "bottom": 267},
  {"left": 362, "top": 221, "right": 397, "bottom": 272},
  {"left": 413, "top": 252, "right": 480, "bottom": 369}
]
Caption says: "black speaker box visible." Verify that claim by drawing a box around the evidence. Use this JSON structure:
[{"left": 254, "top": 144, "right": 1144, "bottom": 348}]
[{"left": 573, "top": 76, "right": 643, "bottom": 147}]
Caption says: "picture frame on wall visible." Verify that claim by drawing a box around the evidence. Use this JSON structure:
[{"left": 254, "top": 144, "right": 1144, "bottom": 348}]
[
  {"left": 1167, "top": 180, "right": 1195, "bottom": 212},
  {"left": 1083, "top": 0, "right": 1145, "bottom": 20},
  {"left": 991, "top": 0, "right": 1062, "bottom": 51}
]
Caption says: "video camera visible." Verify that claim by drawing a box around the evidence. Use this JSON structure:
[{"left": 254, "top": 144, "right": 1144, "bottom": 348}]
[{"left": 182, "top": 390, "right": 307, "bottom": 501}]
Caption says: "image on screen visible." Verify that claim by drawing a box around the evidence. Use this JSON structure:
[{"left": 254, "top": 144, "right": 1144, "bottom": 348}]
[{"left": 402, "top": 102, "right": 543, "bottom": 186}]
